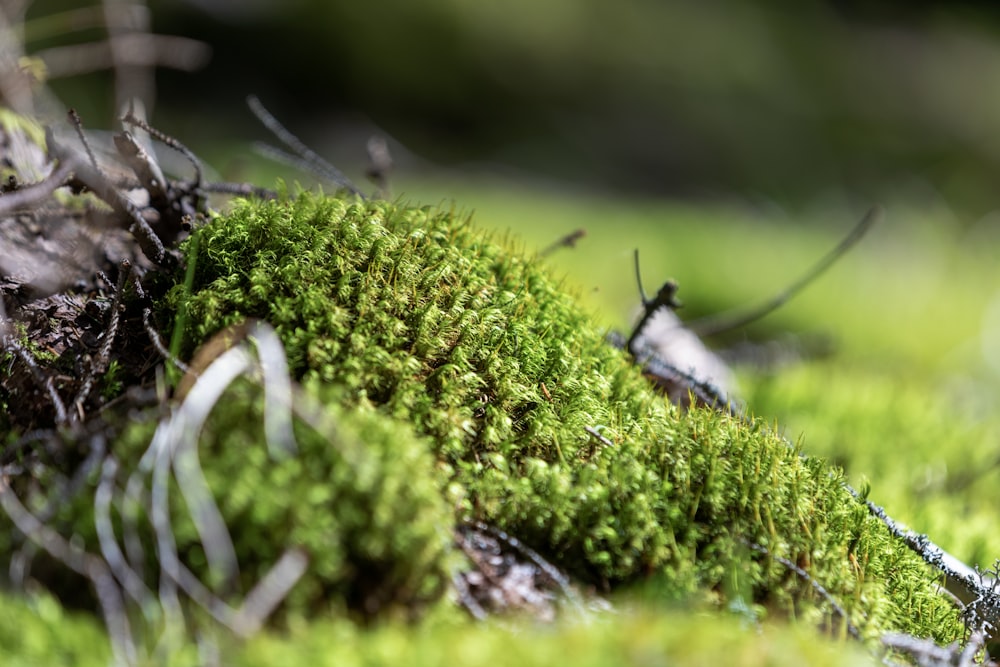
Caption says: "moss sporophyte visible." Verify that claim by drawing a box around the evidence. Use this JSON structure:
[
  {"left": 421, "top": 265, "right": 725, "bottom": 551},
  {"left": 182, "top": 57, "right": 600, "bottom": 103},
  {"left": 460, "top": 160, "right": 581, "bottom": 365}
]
[{"left": 121, "top": 191, "right": 957, "bottom": 640}]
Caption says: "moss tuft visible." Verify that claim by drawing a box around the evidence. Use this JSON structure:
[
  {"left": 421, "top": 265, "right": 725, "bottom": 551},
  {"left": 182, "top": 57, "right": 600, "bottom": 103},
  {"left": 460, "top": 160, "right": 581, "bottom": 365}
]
[
  {"left": 0, "top": 590, "right": 112, "bottom": 667},
  {"left": 150, "top": 191, "right": 963, "bottom": 640},
  {"left": 85, "top": 379, "right": 451, "bottom": 620}
]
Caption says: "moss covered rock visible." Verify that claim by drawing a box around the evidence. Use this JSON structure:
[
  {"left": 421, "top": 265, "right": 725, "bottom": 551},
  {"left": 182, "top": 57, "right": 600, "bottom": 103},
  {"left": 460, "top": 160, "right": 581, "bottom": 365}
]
[{"left": 148, "top": 191, "right": 963, "bottom": 641}]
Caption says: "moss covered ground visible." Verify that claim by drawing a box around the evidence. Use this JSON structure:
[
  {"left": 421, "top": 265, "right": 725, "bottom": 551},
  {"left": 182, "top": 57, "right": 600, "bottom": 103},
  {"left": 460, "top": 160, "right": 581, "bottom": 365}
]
[
  {"left": 421, "top": 178, "right": 1000, "bottom": 568},
  {"left": 4, "top": 179, "right": 996, "bottom": 664}
]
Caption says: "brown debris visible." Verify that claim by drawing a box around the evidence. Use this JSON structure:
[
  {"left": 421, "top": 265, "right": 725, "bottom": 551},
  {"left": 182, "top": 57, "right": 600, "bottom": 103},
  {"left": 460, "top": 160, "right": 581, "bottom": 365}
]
[{"left": 453, "top": 522, "right": 586, "bottom": 622}]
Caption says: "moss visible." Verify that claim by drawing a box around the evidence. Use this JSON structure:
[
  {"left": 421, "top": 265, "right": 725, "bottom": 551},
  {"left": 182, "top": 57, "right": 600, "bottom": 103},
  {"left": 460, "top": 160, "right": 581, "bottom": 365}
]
[
  {"left": 234, "top": 606, "right": 879, "bottom": 667},
  {"left": 5, "top": 321, "right": 57, "bottom": 363},
  {"left": 744, "top": 359, "right": 1000, "bottom": 568},
  {"left": 0, "top": 588, "right": 878, "bottom": 667},
  {"left": 0, "top": 590, "right": 111, "bottom": 667},
  {"left": 146, "top": 191, "right": 963, "bottom": 641},
  {"left": 36, "top": 378, "right": 451, "bottom": 622}
]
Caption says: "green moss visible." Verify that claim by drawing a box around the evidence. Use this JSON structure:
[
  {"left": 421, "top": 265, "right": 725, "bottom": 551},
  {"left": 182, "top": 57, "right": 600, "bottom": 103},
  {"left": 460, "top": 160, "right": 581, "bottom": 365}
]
[
  {"left": 744, "top": 359, "right": 1000, "bottom": 568},
  {"left": 46, "top": 379, "right": 450, "bottom": 622},
  {"left": 235, "top": 606, "right": 879, "bottom": 667},
  {"left": 0, "top": 588, "right": 877, "bottom": 667},
  {"left": 149, "top": 191, "right": 963, "bottom": 641},
  {"left": 6, "top": 321, "right": 57, "bottom": 363},
  {"left": 0, "top": 590, "right": 111, "bottom": 667}
]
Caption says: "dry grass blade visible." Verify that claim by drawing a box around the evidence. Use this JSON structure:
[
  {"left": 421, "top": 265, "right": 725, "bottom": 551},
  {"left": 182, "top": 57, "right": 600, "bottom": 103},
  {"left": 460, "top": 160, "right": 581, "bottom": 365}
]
[
  {"left": 95, "top": 456, "right": 155, "bottom": 611},
  {"left": 150, "top": 343, "right": 253, "bottom": 591},
  {"left": 124, "top": 320, "right": 304, "bottom": 636},
  {"left": 0, "top": 475, "right": 137, "bottom": 667},
  {"left": 247, "top": 321, "right": 297, "bottom": 458},
  {"left": 231, "top": 548, "right": 309, "bottom": 637}
]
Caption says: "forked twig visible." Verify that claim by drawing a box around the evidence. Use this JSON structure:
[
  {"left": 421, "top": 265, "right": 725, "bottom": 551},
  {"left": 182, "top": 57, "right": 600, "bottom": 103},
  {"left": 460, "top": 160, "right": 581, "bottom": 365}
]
[
  {"left": 47, "top": 126, "right": 170, "bottom": 266},
  {"left": 122, "top": 104, "right": 202, "bottom": 188},
  {"left": 247, "top": 94, "right": 363, "bottom": 197},
  {"left": 627, "top": 249, "right": 681, "bottom": 355},
  {"left": 69, "top": 108, "right": 102, "bottom": 173}
]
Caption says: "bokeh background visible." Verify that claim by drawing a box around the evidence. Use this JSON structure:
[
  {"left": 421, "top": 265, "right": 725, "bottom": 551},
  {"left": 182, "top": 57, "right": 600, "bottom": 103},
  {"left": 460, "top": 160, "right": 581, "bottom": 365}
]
[{"left": 20, "top": 0, "right": 1000, "bottom": 215}]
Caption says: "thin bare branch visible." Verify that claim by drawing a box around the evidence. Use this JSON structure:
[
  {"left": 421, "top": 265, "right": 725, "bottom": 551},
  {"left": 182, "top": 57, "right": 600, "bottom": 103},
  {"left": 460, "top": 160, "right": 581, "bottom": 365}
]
[
  {"left": 68, "top": 108, "right": 102, "bottom": 174},
  {"left": 744, "top": 540, "right": 861, "bottom": 640},
  {"left": 47, "top": 128, "right": 170, "bottom": 266},
  {"left": 686, "top": 206, "right": 881, "bottom": 337},
  {"left": 199, "top": 181, "right": 276, "bottom": 199},
  {"left": 73, "top": 258, "right": 130, "bottom": 418},
  {"left": 247, "top": 94, "right": 363, "bottom": 197},
  {"left": 0, "top": 158, "right": 73, "bottom": 216},
  {"left": 540, "top": 228, "right": 586, "bottom": 257},
  {"left": 468, "top": 521, "right": 578, "bottom": 605},
  {"left": 584, "top": 425, "right": 614, "bottom": 448},
  {"left": 1, "top": 334, "right": 69, "bottom": 424},
  {"left": 121, "top": 105, "right": 202, "bottom": 188},
  {"left": 125, "top": 266, "right": 191, "bottom": 374},
  {"left": 34, "top": 34, "right": 211, "bottom": 79}
]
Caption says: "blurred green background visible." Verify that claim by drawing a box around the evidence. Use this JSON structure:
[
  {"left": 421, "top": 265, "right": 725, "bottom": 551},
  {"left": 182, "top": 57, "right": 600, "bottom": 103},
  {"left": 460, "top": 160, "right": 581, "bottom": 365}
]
[
  {"left": 18, "top": 0, "right": 1000, "bottom": 215},
  {"left": 21, "top": 0, "right": 1000, "bottom": 215},
  {"left": 13, "top": 0, "right": 1000, "bottom": 580}
]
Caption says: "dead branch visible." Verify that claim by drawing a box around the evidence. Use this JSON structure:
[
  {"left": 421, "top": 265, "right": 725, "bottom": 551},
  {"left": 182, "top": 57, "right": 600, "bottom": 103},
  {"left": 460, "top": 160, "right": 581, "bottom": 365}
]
[
  {"left": 247, "top": 94, "right": 363, "bottom": 197},
  {"left": 0, "top": 159, "right": 73, "bottom": 215},
  {"left": 33, "top": 34, "right": 211, "bottom": 79}
]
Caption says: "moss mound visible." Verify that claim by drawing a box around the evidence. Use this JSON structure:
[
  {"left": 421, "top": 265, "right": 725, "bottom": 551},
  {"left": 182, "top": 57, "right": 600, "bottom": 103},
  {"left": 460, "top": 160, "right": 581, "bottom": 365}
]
[
  {"left": 4, "top": 385, "right": 451, "bottom": 624},
  {"left": 121, "top": 380, "right": 453, "bottom": 618},
  {"left": 148, "top": 191, "right": 962, "bottom": 640},
  {"left": 0, "top": 590, "right": 112, "bottom": 667}
]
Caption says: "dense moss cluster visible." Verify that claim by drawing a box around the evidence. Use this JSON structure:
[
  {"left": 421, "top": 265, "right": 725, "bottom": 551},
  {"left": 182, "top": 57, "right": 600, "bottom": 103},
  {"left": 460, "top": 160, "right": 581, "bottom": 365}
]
[
  {"left": 113, "top": 383, "right": 453, "bottom": 618},
  {"left": 151, "top": 191, "right": 962, "bottom": 640}
]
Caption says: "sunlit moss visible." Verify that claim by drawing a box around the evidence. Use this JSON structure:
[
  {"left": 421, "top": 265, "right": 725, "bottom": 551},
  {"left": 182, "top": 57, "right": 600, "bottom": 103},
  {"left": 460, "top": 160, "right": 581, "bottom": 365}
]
[
  {"left": 0, "top": 590, "right": 111, "bottom": 667},
  {"left": 234, "top": 605, "right": 879, "bottom": 667},
  {"left": 154, "top": 191, "right": 963, "bottom": 642},
  {"left": 108, "top": 381, "right": 454, "bottom": 620}
]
